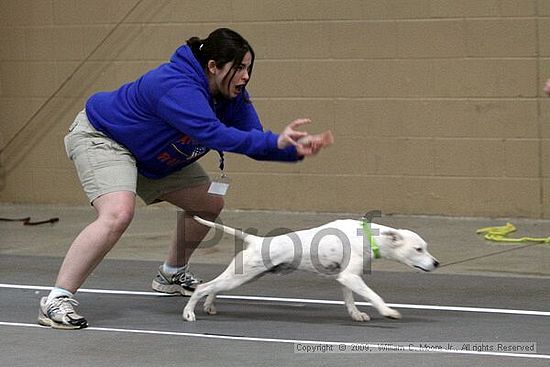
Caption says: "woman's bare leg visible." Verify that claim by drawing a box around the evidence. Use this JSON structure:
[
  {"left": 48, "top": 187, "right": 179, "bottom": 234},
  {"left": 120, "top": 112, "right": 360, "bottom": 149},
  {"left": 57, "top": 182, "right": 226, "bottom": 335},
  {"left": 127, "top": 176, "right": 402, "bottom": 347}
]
[
  {"left": 160, "top": 183, "right": 224, "bottom": 267},
  {"left": 54, "top": 191, "right": 136, "bottom": 293}
]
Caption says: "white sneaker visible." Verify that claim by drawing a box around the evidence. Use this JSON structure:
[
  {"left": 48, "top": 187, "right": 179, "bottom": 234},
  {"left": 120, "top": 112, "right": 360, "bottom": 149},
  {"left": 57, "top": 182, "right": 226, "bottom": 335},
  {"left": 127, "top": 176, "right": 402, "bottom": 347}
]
[{"left": 38, "top": 296, "right": 88, "bottom": 329}]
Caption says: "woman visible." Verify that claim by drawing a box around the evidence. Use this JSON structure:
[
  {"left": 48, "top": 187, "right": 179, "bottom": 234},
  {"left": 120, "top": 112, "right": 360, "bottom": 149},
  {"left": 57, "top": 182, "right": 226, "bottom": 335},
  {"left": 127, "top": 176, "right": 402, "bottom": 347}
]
[{"left": 38, "top": 28, "right": 326, "bottom": 329}]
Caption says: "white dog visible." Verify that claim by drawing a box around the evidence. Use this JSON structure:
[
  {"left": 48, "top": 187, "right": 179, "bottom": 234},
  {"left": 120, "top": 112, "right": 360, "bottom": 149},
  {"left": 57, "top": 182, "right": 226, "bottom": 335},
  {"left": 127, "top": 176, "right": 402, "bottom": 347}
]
[{"left": 183, "top": 217, "right": 439, "bottom": 322}]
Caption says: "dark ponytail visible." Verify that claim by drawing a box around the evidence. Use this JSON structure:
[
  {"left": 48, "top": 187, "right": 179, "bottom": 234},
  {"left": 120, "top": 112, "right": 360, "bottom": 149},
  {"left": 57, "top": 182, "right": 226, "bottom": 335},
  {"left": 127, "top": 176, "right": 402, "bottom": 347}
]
[{"left": 186, "top": 36, "right": 203, "bottom": 56}]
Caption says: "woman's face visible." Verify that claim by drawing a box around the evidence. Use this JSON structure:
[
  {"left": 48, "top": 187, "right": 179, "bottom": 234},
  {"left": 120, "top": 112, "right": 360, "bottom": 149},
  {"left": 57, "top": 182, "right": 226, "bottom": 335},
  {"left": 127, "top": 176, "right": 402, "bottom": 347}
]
[{"left": 208, "top": 51, "right": 252, "bottom": 99}]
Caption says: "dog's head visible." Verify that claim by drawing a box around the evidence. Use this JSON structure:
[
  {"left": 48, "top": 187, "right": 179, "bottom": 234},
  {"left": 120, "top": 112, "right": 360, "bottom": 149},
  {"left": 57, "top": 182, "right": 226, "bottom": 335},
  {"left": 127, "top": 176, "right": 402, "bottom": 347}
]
[{"left": 378, "top": 229, "right": 439, "bottom": 272}]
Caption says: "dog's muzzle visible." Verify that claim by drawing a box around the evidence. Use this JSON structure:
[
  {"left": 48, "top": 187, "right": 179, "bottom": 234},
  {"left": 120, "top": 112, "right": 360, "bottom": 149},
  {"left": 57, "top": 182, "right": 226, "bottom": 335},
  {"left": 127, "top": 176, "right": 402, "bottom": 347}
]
[{"left": 414, "top": 260, "right": 440, "bottom": 272}]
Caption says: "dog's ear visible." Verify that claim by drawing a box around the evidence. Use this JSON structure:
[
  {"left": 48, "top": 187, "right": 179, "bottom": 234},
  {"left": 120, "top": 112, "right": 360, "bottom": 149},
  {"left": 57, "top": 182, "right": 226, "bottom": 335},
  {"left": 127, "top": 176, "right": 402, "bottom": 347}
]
[{"left": 381, "top": 229, "right": 403, "bottom": 245}]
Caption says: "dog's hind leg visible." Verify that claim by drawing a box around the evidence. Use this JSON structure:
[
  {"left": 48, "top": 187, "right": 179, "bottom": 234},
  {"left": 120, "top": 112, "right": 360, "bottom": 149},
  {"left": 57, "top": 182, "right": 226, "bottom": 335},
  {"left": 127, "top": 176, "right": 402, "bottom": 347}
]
[
  {"left": 183, "top": 252, "right": 269, "bottom": 321},
  {"left": 203, "top": 293, "right": 217, "bottom": 315},
  {"left": 182, "top": 283, "right": 208, "bottom": 321},
  {"left": 337, "top": 272, "right": 401, "bottom": 319},
  {"left": 342, "top": 286, "right": 370, "bottom": 321}
]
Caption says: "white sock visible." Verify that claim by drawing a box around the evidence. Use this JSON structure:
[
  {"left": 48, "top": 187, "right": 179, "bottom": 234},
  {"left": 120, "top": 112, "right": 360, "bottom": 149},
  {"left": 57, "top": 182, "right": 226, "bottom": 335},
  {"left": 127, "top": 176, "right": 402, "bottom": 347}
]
[
  {"left": 162, "top": 263, "right": 187, "bottom": 275},
  {"left": 47, "top": 287, "right": 74, "bottom": 303}
]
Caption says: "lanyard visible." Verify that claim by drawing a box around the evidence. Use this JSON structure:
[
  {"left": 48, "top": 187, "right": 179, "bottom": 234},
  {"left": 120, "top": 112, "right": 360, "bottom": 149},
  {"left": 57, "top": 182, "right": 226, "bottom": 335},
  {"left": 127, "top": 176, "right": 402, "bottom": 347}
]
[
  {"left": 217, "top": 151, "right": 225, "bottom": 172},
  {"left": 208, "top": 151, "right": 230, "bottom": 196}
]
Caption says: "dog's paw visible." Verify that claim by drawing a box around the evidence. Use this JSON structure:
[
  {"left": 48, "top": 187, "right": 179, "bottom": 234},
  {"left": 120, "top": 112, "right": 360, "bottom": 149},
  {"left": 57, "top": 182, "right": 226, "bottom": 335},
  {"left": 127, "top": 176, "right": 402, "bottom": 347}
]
[
  {"left": 182, "top": 308, "right": 196, "bottom": 322},
  {"left": 382, "top": 308, "right": 401, "bottom": 320},
  {"left": 204, "top": 303, "right": 217, "bottom": 315},
  {"left": 350, "top": 311, "right": 370, "bottom": 322}
]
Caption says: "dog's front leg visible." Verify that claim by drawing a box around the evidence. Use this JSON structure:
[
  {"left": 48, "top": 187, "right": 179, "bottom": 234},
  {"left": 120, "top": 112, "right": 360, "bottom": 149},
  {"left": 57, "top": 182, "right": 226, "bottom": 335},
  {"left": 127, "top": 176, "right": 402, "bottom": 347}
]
[
  {"left": 342, "top": 287, "right": 370, "bottom": 321},
  {"left": 337, "top": 273, "right": 401, "bottom": 319}
]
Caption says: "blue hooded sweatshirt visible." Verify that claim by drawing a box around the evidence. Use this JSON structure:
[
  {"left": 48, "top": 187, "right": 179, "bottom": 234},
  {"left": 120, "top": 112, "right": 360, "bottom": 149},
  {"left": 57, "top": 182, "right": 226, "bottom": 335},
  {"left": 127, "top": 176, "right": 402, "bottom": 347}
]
[{"left": 85, "top": 44, "right": 299, "bottom": 179}]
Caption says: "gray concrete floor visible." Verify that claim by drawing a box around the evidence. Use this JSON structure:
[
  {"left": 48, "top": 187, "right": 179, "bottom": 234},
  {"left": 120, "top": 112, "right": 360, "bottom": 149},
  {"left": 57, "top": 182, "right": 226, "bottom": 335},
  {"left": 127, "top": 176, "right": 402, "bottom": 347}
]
[{"left": 1, "top": 203, "right": 549, "bottom": 366}]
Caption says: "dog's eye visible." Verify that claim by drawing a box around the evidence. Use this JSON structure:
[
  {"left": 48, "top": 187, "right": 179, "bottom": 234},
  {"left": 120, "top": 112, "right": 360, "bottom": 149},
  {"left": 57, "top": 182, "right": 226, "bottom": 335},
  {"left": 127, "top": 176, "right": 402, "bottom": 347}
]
[{"left": 415, "top": 248, "right": 423, "bottom": 253}]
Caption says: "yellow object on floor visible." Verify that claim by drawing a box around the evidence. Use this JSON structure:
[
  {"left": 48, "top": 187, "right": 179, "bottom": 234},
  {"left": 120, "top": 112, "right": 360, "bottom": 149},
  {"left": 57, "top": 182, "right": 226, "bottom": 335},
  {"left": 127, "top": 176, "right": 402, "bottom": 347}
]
[{"left": 476, "top": 223, "right": 550, "bottom": 244}]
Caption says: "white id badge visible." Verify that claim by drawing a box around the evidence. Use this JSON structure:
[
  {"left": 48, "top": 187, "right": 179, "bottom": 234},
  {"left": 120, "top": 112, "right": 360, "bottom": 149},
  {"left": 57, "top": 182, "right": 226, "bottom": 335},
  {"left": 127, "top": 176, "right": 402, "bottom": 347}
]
[{"left": 208, "top": 175, "right": 230, "bottom": 196}]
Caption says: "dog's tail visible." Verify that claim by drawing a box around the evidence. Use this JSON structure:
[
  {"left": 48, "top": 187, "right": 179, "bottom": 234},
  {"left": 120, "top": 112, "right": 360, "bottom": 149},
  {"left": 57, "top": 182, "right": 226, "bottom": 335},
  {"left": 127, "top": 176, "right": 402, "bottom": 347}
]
[{"left": 193, "top": 216, "right": 257, "bottom": 241}]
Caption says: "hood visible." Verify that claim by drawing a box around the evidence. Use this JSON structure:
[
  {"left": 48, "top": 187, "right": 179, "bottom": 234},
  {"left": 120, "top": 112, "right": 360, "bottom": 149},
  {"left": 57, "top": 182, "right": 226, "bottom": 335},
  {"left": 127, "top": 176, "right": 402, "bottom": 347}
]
[{"left": 169, "top": 44, "right": 209, "bottom": 90}]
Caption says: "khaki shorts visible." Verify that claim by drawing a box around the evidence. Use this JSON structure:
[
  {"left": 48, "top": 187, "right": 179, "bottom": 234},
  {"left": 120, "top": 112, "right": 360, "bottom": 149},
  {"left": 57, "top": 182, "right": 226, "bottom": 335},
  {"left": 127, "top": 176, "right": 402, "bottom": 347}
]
[{"left": 64, "top": 110, "right": 210, "bottom": 205}]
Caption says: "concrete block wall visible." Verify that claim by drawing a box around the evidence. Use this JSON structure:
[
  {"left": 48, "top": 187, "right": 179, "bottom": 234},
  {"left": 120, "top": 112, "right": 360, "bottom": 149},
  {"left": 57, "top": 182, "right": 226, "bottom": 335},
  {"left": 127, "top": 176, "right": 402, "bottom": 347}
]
[{"left": 0, "top": 0, "right": 549, "bottom": 218}]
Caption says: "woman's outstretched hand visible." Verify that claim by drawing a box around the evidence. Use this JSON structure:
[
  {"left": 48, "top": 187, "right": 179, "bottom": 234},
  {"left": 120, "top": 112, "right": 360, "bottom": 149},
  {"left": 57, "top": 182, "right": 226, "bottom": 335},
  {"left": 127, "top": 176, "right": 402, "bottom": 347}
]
[
  {"left": 277, "top": 118, "right": 333, "bottom": 157},
  {"left": 277, "top": 118, "right": 310, "bottom": 149}
]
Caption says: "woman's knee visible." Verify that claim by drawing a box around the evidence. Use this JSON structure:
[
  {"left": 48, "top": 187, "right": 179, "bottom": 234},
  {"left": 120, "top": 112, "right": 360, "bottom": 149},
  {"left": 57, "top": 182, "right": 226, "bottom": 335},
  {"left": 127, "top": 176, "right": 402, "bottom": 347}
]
[
  {"left": 190, "top": 195, "right": 224, "bottom": 220},
  {"left": 207, "top": 196, "right": 224, "bottom": 218},
  {"left": 162, "top": 184, "right": 224, "bottom": 219},
  {"left": 94, "top": 192, "right": 136, "bottom": 233},
  {"left": 105, "top": 207, "right": 134, "bottom": 232}
]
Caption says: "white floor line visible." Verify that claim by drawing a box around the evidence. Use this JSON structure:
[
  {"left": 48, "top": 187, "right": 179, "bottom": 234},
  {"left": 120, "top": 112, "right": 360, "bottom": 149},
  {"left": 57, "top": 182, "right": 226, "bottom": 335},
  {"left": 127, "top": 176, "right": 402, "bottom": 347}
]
[
  {"left": 1, "top": 283, "right": 549, "bottom": 317},
  {"left": 0, "top": 321, "right": 548, "bottom": 360}
]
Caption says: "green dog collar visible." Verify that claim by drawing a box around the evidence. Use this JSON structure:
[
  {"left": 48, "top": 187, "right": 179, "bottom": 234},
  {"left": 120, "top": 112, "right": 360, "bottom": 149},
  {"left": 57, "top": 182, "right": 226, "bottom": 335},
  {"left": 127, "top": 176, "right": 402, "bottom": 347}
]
[{"left": 362, "top": 219, "right": 381, "bottom": 259}]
